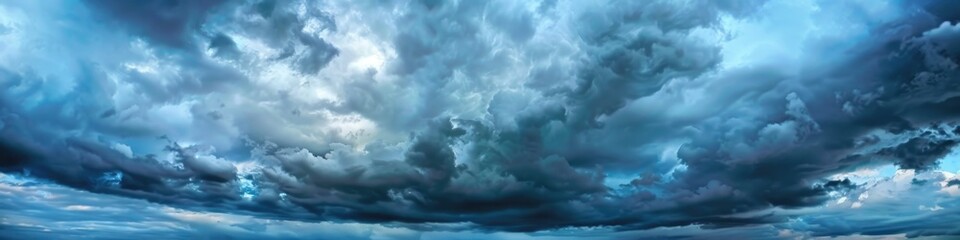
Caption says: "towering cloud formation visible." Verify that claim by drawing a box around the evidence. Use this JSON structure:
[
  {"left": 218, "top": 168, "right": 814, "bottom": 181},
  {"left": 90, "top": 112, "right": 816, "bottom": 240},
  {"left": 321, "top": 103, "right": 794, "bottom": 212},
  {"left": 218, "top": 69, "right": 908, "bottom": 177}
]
[{"left": 2, "top": 0, "right": 960, "bottom": 239}]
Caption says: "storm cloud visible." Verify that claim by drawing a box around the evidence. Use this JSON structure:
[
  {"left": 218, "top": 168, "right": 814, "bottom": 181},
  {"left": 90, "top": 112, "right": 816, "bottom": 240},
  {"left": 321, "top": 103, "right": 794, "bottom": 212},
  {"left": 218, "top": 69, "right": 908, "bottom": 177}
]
[{"left": 2, "top": 0, "right": 960, "bottom": 239}]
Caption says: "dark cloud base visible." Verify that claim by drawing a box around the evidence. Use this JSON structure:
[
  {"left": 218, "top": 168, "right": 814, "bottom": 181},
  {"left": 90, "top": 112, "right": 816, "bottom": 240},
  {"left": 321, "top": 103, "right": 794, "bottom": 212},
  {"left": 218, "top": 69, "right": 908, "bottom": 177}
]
[{"left": 2, "top": 0, "right": 960, "bottom": 239}]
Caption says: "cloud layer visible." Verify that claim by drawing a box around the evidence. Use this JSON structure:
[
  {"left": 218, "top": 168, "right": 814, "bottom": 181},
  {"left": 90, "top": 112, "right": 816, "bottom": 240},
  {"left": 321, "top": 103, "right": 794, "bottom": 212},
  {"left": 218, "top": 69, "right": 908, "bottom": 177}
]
[{"left": 2, "top": 0, "right": 960, "bottom": 238}]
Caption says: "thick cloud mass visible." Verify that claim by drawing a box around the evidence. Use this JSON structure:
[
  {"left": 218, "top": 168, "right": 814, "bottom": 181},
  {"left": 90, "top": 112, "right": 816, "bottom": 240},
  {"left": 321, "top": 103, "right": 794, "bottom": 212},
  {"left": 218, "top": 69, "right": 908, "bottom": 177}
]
[{"left": 3, "top": 0, "right": 960, "bottom": 239}]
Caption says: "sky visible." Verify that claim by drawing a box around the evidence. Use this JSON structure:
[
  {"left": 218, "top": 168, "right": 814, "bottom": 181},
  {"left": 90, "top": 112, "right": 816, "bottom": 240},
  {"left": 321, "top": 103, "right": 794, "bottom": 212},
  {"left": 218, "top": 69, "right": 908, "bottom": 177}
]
[{"left": 1, "top": 0, "right": 960, "bottom": 239}]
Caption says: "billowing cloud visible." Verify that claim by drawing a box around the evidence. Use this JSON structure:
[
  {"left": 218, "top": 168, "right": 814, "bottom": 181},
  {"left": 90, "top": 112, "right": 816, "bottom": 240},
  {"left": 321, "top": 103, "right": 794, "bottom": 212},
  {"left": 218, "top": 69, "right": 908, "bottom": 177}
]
[{"left": 2, "top": 0, "right": 960, "bottom": 239}]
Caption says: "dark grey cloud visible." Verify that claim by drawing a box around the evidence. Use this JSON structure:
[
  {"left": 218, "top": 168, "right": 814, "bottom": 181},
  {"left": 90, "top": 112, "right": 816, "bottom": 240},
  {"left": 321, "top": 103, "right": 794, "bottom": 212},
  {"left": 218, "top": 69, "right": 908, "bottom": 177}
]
[
  {"left": 3, "top": 0, "right": 960, "bottom": 239},
  {"left": 880, "top": 131, "right": 959, "bottom": 171},
  {"left": 947, "top": 179, "right": 960, "bottom": 187},
  {"left": 84, "top": 0, "right": 230, "bottom": 49},
  {"left": 642, "top": 0, "right": 960, "bottom": 231},
  {"left": 209, "top": 33, "right": 241, "bottom": 59}
]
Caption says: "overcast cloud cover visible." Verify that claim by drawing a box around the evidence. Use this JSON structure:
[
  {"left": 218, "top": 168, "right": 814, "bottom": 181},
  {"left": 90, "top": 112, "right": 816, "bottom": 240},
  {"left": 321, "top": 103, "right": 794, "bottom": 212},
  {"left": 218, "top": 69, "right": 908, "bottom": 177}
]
[{"left": 2, "top": 0, "right": 960, "bottom": 239}]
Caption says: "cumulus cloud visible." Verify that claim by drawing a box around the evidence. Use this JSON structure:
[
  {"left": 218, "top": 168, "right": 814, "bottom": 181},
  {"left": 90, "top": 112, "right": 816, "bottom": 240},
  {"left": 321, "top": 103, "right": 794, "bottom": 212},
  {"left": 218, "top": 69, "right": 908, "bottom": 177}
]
[{"left": 2, "top": 0, "right": 960, "bottom": 238}]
